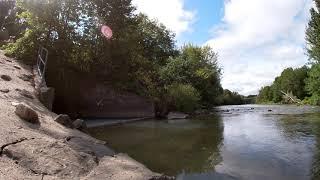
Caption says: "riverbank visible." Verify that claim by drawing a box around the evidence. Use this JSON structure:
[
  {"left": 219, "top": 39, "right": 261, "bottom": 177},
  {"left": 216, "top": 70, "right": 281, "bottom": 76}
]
[{"left": 0, "top": 51, "right": 163, "bottom": 180}]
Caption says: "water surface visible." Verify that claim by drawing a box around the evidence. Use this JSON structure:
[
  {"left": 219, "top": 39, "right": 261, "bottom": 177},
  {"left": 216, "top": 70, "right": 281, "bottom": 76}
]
[{"left": 88, "top": 105, "right": 320, "bottom": 180}]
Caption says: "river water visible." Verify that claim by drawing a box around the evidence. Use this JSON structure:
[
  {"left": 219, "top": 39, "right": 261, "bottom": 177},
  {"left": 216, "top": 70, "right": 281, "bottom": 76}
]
[{"left": 88, "top": 105, "right": 320, "bottom": 180}]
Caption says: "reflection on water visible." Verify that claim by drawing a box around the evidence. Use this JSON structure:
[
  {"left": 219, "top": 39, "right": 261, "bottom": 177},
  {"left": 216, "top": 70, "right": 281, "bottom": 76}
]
[
  {"left": 88, "top": 105, "right": 320, "bottom": 180},
  {"left": 89, "top": 115, "right": 224, "bottom": 175}
]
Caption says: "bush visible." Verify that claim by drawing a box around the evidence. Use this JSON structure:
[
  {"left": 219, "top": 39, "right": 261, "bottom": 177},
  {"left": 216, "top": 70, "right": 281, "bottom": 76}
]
[
  {"left": 303, "top": 95, "right": 320, "bottom": 106},
  {"left": 167, "top": 83, "right": 201, "bottom": 113},
  {"left": 3, "top": 29, "right": 38, "bottom": 64}
]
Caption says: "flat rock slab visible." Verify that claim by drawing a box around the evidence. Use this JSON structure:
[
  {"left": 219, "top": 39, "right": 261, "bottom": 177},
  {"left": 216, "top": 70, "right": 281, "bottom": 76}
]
[
  {"left": 167, "top": 112, "right": 189, "bottom": 120},
  {"left": 3, "top": 138, "right": 97, "bottom": 178},
  {"left": 83, "top": 154, "right": 156, "bottom": 180}
]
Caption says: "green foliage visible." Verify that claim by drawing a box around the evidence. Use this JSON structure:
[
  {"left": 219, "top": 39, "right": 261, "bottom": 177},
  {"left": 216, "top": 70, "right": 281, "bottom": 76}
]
[
  {"left": 135, "top": 14, "right": 178, "bottom": 66},
  {"left": 305, "top": 64, "right": 320, "bottom": 105},
  {"left": 3, "top": 0, "right": 243, "bottom": 114},
  {"left": 257, "top": 86, "right": 273, "bottom": 103},
  {"left": 3, "top": 29, "right": 38, "bottom": 64},
  {"left": 1, "top": 0, "right": 182, "bottom": 114},
  {"left": 306, "top": 1, "right": 320, "bottom": 63},
  {"left": 302, "top": 0, "right": 320, "bottom": 106},
  {"left": 160, "top": 44, "right": 223, "bottom": 106},
  {"left": 243, "top": 95, "right": 257, "bottom": 104},
  {"left": 0, "top": 0, "right": 15, "bottom": 32},
  {"left": 167, "top": 83, "right": 201, "bottom": 113},
  {"left": 302, "top": 95, "right": 320, "bottom": 106},
  {"left": 257, "top": 66, "right": 309, "bottom": 104},
  {"left": 220, "top": 89, "right": 244, "bottom": 105}
]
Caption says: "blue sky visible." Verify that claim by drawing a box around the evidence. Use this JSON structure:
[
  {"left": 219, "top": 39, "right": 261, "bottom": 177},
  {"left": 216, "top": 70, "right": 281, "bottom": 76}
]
[
  {"left": 179, "top": 0, "right": 224, "bottom": 45},
  {"left": 133, "top": 0, "right": 313, "bottom": 95}
]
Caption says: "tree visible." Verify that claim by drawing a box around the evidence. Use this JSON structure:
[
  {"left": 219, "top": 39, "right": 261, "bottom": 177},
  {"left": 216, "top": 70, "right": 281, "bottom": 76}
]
[
  {"left": 257, "top": 86, "right": 273, "bottom": 103},
  {"left": 305, "top": 64, "right": 320, "bottom": 105},
  {"left": 160, "top": 44, "right": 223, "bottom": 106},
  {"left": 305, "top": 0, "right": 320, "bottom": 105},
  {"left": 306, "top": 0, "right": 320, "bottom": 63},
  {"left": 3, "top": 0, "right": 181, "bottom": 114},
  {"left": 220, "top": 89, "right": 244, "bottom": 105},
  {"left": 0, "top": 0, "right": 26, "bottom": 41},
  {"left": 0, "top": 0, "right": 15, "bottom": 31}
]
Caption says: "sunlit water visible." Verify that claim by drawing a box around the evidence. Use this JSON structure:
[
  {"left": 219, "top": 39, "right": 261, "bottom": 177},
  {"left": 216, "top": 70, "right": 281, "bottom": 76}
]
[{"left": 88, "top": 105, "right": 320, "bottom": 180}]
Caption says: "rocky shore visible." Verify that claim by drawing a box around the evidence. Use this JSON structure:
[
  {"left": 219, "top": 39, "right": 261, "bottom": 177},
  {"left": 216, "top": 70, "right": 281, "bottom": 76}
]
[{"left": 0, "top": 51, "right": 164, "bottom": 180}]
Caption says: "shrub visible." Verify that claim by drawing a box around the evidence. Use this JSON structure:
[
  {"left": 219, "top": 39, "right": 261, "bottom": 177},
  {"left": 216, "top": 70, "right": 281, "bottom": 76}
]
[
  {"left": 167, "top": 83, "right": 201, "bottom": 113},
  {"left": 3, "top": 29, "right": 38, "bottom": 64},
  {"left": 303, "top": 95, "right": 320, "bottom": 106}
]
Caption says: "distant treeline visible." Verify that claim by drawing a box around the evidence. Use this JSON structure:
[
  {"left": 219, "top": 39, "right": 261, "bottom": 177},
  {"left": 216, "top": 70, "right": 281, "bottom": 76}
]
[
  {"left": 257, "top": 66, "right": 309, "bottom": 104},
  {"left": 257, "top": 0, "right": 320, "bottom": 106},
  {"left": 0, "top": 0, "right": 249, "bottom": 115},
  {"left": 218, "top": 90, "right": 256, "bottom": 105}
]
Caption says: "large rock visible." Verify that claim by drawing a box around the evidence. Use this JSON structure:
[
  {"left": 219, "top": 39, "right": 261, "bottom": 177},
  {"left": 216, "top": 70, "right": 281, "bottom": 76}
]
[
  {"left": 54, "top": 114, "right": 73, "bottom": 128},
  {"left": 39, "top": 87, "right": 55, "bottom": 110},
  {"left": 167, "top": 112, "right": 189, "bottom": 120},
  {"left": 14, "top": 103, "right": 39, "bottom": 124}
]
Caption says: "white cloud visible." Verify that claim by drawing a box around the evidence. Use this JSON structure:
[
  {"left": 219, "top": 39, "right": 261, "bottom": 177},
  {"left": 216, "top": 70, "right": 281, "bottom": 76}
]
[
  {"left": 132, "top": 0, "right": 195, "bottom": 36},
  {"left": 206, "top": 0, "right": 313, "bottom": 95}
]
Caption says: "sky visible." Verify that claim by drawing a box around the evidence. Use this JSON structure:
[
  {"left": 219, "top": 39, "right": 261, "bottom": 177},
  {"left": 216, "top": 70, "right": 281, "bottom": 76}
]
[{"left": 132, "top": 0, "right": 314, "bottom": 95}]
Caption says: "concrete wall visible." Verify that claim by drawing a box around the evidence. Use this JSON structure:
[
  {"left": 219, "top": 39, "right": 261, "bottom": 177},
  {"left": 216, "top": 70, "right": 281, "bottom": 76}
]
[{"left": 77, "top": 83, "right": 155, "bottom": 118}]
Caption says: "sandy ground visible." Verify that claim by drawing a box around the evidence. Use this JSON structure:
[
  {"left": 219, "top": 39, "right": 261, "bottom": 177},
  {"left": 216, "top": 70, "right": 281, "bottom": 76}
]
[{"left": 0, "top": 50, "right": 158, "bottom": 180}]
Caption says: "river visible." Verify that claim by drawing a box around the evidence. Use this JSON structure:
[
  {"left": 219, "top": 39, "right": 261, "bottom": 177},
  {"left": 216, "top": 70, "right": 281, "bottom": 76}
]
[{"left": 88, "top": 105, "right": 320, "bottom": 180}]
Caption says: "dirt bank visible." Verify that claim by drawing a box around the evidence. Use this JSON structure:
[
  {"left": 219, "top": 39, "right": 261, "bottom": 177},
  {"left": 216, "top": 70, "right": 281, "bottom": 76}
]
[{"left": 0, "top": 51, "right": 160, "bottom": 180}]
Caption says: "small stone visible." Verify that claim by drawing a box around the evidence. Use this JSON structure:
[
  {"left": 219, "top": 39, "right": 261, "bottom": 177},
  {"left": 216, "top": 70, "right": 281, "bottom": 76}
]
[
  {"left": 1, "top": 75, "right": 12, "bottom": 81},
  {"left": 54, "top": 114, "right": 73, "bottom": 128},
  {"left": 13, "top": 65, "right": 21, "bottom": 70},
  {"left": 72, "top": 119, "right": 87, "bottom": 130},
  {"left": 15, "top": 103, "right": 39, "bottom": 124},
  {"left": 0, "top": 89, "right": 9, "bottom": 93},
  {"left": 11, "top": 102, "right": 20, "bottom": 106}
]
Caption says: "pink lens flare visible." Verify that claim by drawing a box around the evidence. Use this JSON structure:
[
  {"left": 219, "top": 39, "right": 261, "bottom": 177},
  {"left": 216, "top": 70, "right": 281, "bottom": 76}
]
[{"left": 101, "top": 25, "right": 113, "bottom": 40}]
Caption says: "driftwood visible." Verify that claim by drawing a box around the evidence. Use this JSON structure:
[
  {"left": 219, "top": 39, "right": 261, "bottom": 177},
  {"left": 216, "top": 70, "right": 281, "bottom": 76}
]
[{"left": 280, "top": 91, "right": 302, "bottom": 104}]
